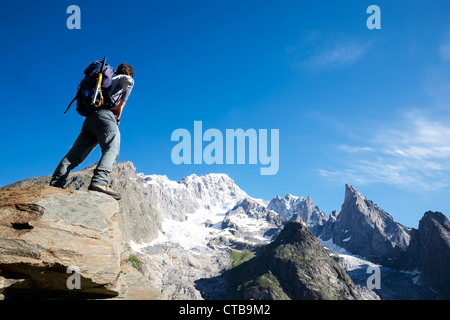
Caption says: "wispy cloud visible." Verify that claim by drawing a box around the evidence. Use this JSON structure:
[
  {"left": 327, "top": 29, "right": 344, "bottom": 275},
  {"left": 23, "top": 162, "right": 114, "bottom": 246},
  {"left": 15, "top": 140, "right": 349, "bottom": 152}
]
[
  {"left": 286, "top": 31, "right": 369, "bottom": 70},
  {"left": 439, "top": 43, "right": 450, "bottom": 61},
  {"left": 439, "top": 38, "right": 450, "bottom": 61},
  {"left": 425, "top": 34, "right": 450, "bottom": 106},
  {"left": 311, "top": 43, "right": 368, "bottom": 67},
  {"left": 319, "top": 112, "right": 450, "bottom": 192}
]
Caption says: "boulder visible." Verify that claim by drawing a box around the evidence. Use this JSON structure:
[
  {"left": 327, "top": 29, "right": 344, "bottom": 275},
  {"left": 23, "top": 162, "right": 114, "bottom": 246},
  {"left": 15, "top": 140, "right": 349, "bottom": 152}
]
[{"left": 0, "top": 186, "right": 123, "bottom": 299}]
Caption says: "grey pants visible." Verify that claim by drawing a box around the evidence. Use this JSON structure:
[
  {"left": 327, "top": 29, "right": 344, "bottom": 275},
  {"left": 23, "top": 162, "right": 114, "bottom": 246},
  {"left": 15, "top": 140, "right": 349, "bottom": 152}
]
[{"left": 50, "top": 109, "right": 120, "bottom": 188}]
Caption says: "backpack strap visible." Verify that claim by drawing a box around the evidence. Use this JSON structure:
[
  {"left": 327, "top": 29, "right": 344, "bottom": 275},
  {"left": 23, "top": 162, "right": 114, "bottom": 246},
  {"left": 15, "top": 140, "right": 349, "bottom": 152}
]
[
  {"left": 64, "top": 79, "right": 84, "bottom": 114},
  {"left": 64, "top": 95, "right": 77, "bottom": 114}
]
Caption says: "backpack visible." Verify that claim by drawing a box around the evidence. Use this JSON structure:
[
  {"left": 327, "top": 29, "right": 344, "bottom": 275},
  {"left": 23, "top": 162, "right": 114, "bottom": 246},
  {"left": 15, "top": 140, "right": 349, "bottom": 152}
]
[{"left": 64, "top": 57, "right": 115, "bottom": 117}]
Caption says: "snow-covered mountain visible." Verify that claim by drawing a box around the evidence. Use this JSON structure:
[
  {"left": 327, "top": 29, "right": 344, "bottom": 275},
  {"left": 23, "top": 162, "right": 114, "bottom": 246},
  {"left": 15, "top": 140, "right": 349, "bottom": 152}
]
[
  {"left": 222, "top": 197, "right": 284, "bottom": 244},
  {"left": 135, "top": 172, "right": 328, "bottom": 252},
  {"left": 179, "top": 173, "right": 249, "bottom": 209},
  {"left": 132, "top": 171, "right": 448, "bottom": 300},
  {"left": 268, "top": 194, "right": 328, "bottom": 234},
  {"left": 136, "top": 173, "right": 253, "bottom": 249},
  {"left": 131, "top": 171, "right": 338, "bottom": 298}
]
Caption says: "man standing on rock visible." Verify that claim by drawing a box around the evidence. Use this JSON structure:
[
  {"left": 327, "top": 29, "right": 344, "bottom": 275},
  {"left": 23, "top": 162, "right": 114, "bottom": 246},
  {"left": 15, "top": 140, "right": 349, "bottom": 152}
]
[{"left": 49, "top": 63, "right": 135, "bottom": 200}]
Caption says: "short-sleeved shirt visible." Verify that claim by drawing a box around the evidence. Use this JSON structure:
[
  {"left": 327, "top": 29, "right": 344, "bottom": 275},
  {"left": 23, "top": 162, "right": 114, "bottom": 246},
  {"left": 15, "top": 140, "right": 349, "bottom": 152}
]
[{"left": 108, "top": 74, "right": 134, "bottom": 107}]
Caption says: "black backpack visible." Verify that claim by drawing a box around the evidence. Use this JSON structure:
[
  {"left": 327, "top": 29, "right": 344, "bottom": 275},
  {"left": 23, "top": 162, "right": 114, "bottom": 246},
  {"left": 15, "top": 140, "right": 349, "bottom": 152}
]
[{"left": 64, "top": 57, "right": 115, "bottom": 117}]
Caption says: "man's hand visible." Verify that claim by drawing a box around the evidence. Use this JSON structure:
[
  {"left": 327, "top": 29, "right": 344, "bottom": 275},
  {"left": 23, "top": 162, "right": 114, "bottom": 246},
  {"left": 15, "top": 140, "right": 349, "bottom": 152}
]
[{"left": 110, "top": 100, "right": 126, "bottom": 120}]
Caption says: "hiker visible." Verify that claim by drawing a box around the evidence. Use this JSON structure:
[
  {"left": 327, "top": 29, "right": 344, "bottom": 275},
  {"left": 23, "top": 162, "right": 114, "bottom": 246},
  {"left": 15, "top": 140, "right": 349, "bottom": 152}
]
[{"left": 49, "top": 62, "right": 135, "bottom": 200}]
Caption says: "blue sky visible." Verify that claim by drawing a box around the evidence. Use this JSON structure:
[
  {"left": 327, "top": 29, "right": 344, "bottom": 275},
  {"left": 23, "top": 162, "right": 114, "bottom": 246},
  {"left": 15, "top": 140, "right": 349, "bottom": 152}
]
[{"left": 1, "top": 0, "right": 450, "bottom": 228}]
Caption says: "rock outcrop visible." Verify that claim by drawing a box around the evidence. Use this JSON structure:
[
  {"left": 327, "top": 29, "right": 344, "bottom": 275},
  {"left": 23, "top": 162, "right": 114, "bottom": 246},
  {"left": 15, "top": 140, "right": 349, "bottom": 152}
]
[
  {"left": 0, "top": 185, "right": 164, "bottom": 300},
  {"left": 0, "top": 186, "right": 123, "bottom": 298},
  {"left": 402, "top": 211, "right": 450, "bottom": 299}
]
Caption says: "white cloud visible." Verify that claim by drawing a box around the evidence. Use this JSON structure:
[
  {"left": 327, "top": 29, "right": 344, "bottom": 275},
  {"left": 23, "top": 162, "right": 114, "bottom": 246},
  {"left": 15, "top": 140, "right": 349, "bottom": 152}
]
[
  {"left": 337, "top": 145, "right": 375, "bottom": 153},
  {"left": 320, "top": 112, "right": 450, "bottom": 192}
]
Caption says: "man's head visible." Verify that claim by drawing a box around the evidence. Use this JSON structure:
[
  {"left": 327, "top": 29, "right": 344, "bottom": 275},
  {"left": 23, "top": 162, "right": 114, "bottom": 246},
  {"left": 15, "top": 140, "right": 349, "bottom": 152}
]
[{"left": 116, "top": 63, "right": 134, "bottom": 78}]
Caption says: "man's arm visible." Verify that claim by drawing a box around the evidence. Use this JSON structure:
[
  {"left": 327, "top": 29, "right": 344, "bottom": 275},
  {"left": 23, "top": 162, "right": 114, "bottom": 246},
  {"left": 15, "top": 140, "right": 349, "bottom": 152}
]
[
  {"left": 111, "top": 75, "right": 133, "bottom": 120},
  {"left": 111, "top": 99, "right": 126, "bottom": 120}
]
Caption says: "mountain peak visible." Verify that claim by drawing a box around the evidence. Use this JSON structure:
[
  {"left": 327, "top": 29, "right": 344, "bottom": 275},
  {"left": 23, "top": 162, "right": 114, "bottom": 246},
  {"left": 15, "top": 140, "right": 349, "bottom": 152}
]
[
  {"left": 345, "top": 184, "right": 364, "bottom": 201},
  {"left": 421, "top": 211, "right": 450, "bottom": 228},
  {"left": 180, "top": 172, "right": 234, "bottom": 184},
  {"left": 320, "top": 184, "right": 411, "bottom": 266},
  {"left": 228, "top": 221, "right": 364, "bottom": 300},
  {"left": 284, "top": 193, "right": 301, "bottom": 201},
  {"left": 178, "top": 172, "right": 248, "bottom": 209}
]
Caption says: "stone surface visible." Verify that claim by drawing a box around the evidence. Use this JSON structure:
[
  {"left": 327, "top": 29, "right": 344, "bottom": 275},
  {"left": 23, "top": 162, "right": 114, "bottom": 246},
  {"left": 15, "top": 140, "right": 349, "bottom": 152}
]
[
  {"left": 113, "top": 263, "right": 167, "bottom": 300},
  {"left": 0, "top": 186, "right": 123, "bottom": 298}
]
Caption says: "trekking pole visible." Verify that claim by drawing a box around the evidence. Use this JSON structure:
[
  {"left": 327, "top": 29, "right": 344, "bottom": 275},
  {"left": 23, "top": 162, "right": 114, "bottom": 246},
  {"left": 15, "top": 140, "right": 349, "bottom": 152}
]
[{"left": 91, "top": 56, "right": 107, "bottom": 106}]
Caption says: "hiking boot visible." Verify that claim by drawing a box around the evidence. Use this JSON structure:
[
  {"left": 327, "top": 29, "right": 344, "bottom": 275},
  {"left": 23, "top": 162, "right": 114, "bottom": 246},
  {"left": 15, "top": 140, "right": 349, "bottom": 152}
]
[{"left": 88, "top": 184, "right": 122, "bottom": 200}]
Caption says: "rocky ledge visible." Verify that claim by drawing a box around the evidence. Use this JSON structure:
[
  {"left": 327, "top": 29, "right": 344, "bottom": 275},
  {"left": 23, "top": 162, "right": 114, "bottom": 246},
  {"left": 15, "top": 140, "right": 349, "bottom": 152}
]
[{"left": 0, "top": 186, "right": 163, "bottom": 300}]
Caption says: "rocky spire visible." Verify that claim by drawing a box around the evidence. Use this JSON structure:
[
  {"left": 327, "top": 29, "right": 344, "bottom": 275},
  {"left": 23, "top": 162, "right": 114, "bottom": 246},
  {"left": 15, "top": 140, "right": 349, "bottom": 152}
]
[{"left": 320, "top": 184, "right": 411, "bottom": 266}]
